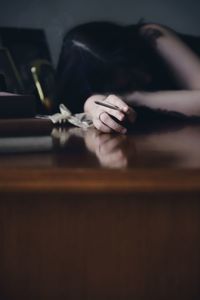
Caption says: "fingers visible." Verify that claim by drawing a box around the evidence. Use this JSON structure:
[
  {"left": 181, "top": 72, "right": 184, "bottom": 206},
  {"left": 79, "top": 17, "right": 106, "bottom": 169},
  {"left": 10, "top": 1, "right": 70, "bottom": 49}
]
[
  {"left": 98, "top": 112, "right": 127, "bottom": 134},
  {"left": 100, "top": 107, "right": 126, "bottom": 122},
  {"left": 101, "top": 95, "right": 137, "bottom": 123},
  {"left": 106, "top": 94, "right": 129, "bottom": 113},
  {"left": 93, "top": 117, "right": 113, "bottom": 133}
]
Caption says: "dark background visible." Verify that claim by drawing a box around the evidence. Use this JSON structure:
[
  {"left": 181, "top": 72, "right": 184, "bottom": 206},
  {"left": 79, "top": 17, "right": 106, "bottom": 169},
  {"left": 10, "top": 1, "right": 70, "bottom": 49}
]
[{"left": 0, "top": 0, "right": 200, "bottom": 66}]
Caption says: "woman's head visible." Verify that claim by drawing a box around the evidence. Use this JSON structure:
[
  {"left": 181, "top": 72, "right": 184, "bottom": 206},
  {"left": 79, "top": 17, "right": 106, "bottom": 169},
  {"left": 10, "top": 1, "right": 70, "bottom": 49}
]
[{"left": 56, "top": 21, "right": 152, "bottom": 113}]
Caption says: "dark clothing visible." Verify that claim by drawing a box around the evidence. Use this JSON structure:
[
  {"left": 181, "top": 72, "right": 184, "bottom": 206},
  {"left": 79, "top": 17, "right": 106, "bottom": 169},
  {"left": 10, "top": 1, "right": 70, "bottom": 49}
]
[
  {"left": 180, "top": 33, "right": 200, "bottom": 57},
  {"left": 56, "top": 24, "right": 200, "bottom": 114}
]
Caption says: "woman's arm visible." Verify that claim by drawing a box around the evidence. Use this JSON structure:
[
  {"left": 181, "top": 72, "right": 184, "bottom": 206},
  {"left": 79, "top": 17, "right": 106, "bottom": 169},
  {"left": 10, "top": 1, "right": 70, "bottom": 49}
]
[
  {"left": 125, "top": 90, "right": 200, "bottom": 117},
  {"left": 123, "top": 24, "right": 200, "bottom": 117},
  {"left": 84, "top": 24, "right": 200, "bottom": 132},
  {"left": 139, "top": 23, "right": 200, "bottom": 89}
]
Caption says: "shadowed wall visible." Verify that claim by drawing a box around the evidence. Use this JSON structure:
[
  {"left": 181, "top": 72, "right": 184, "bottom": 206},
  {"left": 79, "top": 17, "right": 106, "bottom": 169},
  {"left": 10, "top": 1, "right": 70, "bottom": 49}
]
[{"left": 0, "top": 0, "right": 200, "bottom": 65}]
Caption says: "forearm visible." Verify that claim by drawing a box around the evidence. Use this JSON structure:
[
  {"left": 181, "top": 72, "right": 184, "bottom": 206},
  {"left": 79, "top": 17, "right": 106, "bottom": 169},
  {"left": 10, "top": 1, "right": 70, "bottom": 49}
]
[
  {"left": 155, "top": 34, "right": 200, "bottom": 89},
  {"left": 125, "top": 90, "right": 200, "bottom": 117}
]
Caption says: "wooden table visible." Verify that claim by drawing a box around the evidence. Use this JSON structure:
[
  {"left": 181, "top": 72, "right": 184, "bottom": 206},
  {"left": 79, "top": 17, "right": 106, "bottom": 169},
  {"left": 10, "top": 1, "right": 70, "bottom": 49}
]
[{"left": 0, "top": 118, "right": 200, "bottom": 299}]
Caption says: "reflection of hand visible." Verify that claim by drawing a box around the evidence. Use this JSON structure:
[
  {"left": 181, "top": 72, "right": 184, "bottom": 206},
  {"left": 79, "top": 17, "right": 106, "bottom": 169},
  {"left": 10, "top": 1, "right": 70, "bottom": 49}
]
[
  {"left": 84, "top": 94, "right": 136, "bottom": 134},
  {"left": 85, "top": 129, "right": 129, "bottom": 168}
]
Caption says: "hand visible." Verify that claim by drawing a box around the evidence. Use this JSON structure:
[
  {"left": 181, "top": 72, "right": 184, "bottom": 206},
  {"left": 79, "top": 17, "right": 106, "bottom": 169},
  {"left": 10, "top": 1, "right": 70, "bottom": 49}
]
[{"left": 84, "top": 94, "right": 136, "bottom": 133}]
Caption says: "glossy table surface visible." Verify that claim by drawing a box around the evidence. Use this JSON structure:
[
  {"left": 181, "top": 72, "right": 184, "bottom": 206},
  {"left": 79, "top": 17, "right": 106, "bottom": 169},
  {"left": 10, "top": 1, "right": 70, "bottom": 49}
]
[
  {"left": 0, "top": 118, "right": 200, "bottom": 299},
  {"left": 0, "top": 118, "right": 200, "bottom": 194}
]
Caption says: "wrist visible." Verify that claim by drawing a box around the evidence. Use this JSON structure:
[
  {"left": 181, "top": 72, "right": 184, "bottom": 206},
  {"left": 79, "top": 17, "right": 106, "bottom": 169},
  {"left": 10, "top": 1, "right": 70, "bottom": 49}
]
[{"left": 124, "top": 91, "right": 146, "bottom": 105}]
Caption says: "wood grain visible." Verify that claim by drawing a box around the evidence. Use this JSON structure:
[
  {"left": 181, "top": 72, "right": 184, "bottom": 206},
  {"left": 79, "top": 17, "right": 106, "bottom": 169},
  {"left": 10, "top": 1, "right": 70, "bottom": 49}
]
[{"left": 0, "top": 121, "right": 200, "bottom": 299}]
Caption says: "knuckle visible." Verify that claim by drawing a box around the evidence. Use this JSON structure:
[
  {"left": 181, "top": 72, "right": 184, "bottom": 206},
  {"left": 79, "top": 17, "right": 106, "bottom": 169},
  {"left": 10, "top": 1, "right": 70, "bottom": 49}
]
[{"left": 107, "top": 94, "right": 117, "bottom": 102}]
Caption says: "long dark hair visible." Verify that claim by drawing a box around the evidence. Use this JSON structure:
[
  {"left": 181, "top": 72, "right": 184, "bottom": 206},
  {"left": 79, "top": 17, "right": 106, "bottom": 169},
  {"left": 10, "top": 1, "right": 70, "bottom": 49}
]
[{"left": 55, "top": 21, "right": 158, "bottom": 113}]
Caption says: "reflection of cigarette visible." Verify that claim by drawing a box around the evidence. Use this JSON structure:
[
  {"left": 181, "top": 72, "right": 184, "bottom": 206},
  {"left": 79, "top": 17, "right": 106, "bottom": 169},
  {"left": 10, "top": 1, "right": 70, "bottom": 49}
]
[{"left": 95, "top": 100, "right": 122, "bottom": 111}]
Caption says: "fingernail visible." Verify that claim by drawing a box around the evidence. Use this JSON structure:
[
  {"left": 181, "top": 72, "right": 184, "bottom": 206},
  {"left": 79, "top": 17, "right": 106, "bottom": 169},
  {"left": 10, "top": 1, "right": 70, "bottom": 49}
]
[{"left": 122, "top": 128, "right": 127, "bottom": 134}]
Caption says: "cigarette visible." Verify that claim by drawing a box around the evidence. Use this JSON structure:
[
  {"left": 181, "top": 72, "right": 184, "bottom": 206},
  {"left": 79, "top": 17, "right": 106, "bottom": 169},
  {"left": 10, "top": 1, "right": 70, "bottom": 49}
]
[{"left": 94, "top": 100, "right": 121, "bottom": 111}]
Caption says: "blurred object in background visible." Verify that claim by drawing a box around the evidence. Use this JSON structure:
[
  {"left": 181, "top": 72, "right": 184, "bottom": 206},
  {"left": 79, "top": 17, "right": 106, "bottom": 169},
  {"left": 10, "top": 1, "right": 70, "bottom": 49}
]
[
  {"left": 0, "top": 27, "right": 56, "bottom": 113},
  {"left": 31, "top": 59, "right": 55, "bottom": 113},
  {"left": 0, "top": 73, "right": 7, "bottom": 91},
  {"left": 0, "top": 47, "right": 24, "bottom": 93}
]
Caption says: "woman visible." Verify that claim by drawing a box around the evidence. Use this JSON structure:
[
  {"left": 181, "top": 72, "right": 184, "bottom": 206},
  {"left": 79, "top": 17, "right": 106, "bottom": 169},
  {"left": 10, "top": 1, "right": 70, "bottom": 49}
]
[{"left": 56, "top": 21, "right": 200, "bottom": 133}]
